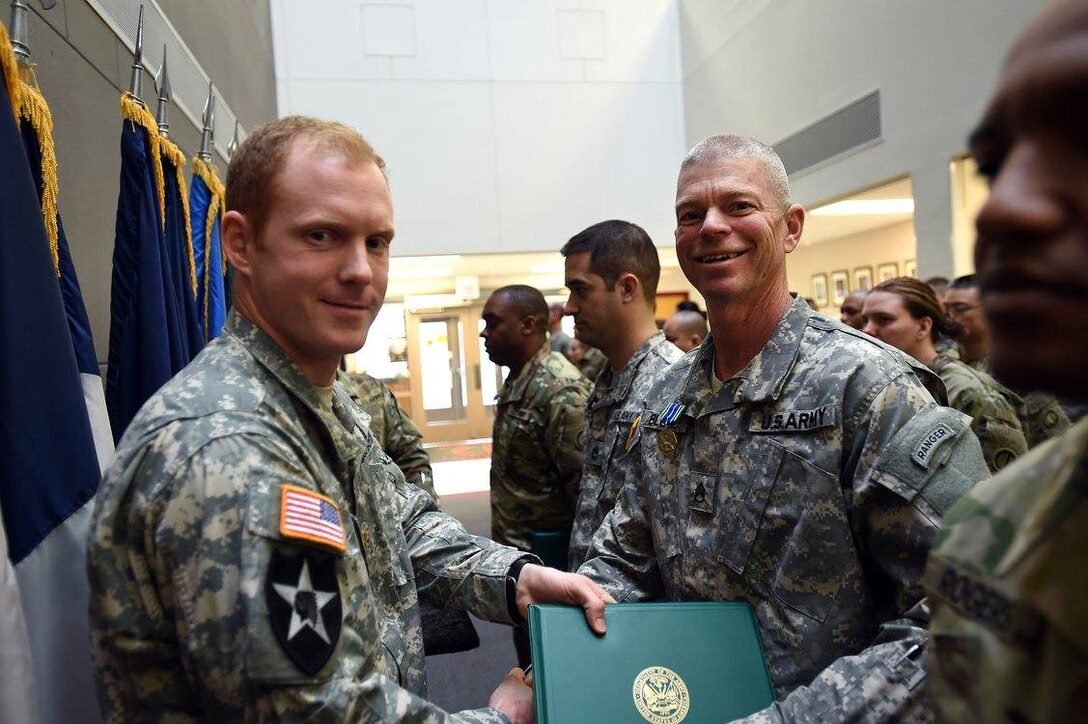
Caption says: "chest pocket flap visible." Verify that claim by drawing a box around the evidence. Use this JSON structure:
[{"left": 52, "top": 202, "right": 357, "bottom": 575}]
[{"left": 870, "top": 405, "right": 987, "bottom": 518}]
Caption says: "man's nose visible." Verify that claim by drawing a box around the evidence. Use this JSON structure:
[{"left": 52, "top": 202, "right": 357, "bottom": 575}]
[{"left": 975, "top": 145, "right": 1063, "bottom": 268}]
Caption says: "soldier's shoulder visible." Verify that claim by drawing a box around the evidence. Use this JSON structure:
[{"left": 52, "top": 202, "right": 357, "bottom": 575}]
[
  {"left": 537, "top": 351, "right": 591, "bottom": 390},
  {"left": 802, "top": 314, "right": 932, "bottom": 390}
]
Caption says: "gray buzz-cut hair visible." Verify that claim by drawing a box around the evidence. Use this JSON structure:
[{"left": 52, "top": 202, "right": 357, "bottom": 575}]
[{"left": 680, "top": 134, "right": 791, "bottom": 211}]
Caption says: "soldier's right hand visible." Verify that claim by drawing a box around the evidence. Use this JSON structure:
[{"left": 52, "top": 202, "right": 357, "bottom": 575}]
[{"left": 489, "top": 667, "right": 534, "bottom": 724}]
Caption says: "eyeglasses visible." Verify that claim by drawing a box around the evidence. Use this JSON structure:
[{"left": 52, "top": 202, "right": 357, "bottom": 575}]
[{"left": 945, "top": 303, "right": 979, "bottom": 315}]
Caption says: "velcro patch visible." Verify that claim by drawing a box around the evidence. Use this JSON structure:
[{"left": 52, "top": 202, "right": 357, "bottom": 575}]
[
  {"left": 279, "top": 485, "right": 347, "bottom": 552},
  {"left": 913, "top": 423, "right": 955, "bottom": 468},
  {"left": 749, "top": 405, "right": 835, "bottom": 433}
]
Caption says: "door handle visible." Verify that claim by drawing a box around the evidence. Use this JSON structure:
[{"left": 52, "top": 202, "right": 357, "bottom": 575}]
[{"left": 473, "top": 364, "right": 481, "bottom": 390}]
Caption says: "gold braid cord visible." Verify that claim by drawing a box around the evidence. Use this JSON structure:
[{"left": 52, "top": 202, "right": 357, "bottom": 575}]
[
  {"left": 18, "top": 83, "right": 60, "bottom": 273},
  {"left": 160, "top": 137, "right": 197, "bottom": 295},
  {"left": 0, "top": 23, "right": 18, "bottom": 122},
  {"left": 119, "top": 93, "right": 166, "bottom": 229}
]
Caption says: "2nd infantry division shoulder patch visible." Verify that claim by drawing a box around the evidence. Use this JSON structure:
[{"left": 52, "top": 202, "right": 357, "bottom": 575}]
[{"left": 267, "top": 548, "right": 343, "bottom": 676}]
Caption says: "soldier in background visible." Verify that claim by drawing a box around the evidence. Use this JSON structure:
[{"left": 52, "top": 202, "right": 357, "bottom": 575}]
[
  {"left": 546, "top": 302, "right": 571, "bottom": 356},
  {"left": 863, "top": 277, "right": 1027, "bottom": 473},
  {"left": 838, "top": 289, "right": 867, "bottom": 330},
  {"left": 567, "top": 336, "right": 608, "bottom": 382},
  {"left": 561, "top": 220, "right": 683, "bottom": 569},
  {"left": 925, "top": 2, "right": 1088, "bottom": 718},
  {"left": 662, "top": 308, "right": 708, "bottom": 352},
  {"left": 342, "top": 371, "right": 436, "bottom": 499},
  {"left": 946, "top": 274, "right": 1072, "bottom": 444},
  {"left": 87, "top": 117, "right": 610, "bottom": 722},
  {"left": 480, "top": 284, "right": 590, "bottom": 667},
  {"left": 579, "top": 134, "right": 988, "bottom": 721}
]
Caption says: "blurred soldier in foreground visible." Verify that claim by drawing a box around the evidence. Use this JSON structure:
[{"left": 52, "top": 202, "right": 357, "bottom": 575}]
[
  {"left": 838, "top": 289, "right": 867, "bottom": 330},
  {"left": 481, "top": 284, "right": 591, "bottom": 666},
  {"left": 925, "top": 2, "right": 1088, "bottom": 718},
  {"left": 561, "top": 220, "right": 682, "bottom": 569},
  {"left": 87, "top": 117, "right": 609, "bottom": 722},
  {"left": 662, "top": 308, "right": 708, "bottom": 352},
  {"left": 342, "top": 371, "right": 436, "bottom": 499},
  {"left": 579, "top": 134, "right": 987, "bottom": 720},
  {"left": 863, "top": 277, "right": 1027, "bottom": 473},
  {"left": 946, "top": 274, "right": 1071, "bottom": 445}
]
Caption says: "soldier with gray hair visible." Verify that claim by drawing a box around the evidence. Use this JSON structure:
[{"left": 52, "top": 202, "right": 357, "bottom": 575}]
[
  {"left": 578, "top": 133, "right": 988, "bottom": 720},
  {"left": 87, "top": 116, "right": 610, "bottom": 723}
]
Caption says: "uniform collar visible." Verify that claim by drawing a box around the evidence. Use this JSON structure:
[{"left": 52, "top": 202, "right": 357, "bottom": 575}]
[
  {"left": 497, "top": 341, "right": 551, "bottom": 404},
  {"left": 590, "top": 331, "right": 670, "bottom": 409},
  {"left": 225, "top": 310, "right": 371, "bottom": 464}
]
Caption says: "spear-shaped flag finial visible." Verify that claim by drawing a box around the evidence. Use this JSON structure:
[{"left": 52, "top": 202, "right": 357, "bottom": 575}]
[
  {"left": 154, "top": 44, "right": 172, "bottom": 136},
  {"left": 198, "top": 82, "right": 216, "bottom": 161},
  {"left": 128, "top": 4, "right": 146, "bottom": 102}
]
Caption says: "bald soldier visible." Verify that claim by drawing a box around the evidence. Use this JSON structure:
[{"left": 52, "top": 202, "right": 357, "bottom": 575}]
[
  {"left": 925, "top": 2, "right": 1088, "bottom": 718},
  {"left": 579, "top": 134, "right": 988, "bottom": 721},
  {"left": 663, "top": 309, "right": 708, "bottom": 353},
  {"left": 87, "top": 117, "right": 609, "bottom": 722}
]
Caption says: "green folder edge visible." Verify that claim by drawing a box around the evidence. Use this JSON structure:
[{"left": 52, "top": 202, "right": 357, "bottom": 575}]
[{"left": 528, "top": 601, "right": 776, "bottom": 723}]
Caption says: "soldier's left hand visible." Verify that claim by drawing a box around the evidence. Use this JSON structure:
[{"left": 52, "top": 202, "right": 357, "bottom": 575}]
[{"left": 516, "top": 563, "right": 613, "bottom": 634}]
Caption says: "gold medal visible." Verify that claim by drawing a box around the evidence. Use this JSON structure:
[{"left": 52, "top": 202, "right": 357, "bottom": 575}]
[{"left": 657, "top": 429, "right": 678, "bottom": 457}]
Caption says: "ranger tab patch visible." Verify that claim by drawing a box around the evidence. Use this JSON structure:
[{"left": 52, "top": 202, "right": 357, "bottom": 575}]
[
  {"left": 913, "top": 423, "right": 955, "bottom": 468},
  {"left": 750, "top": 404, "right": 835, "bottom": 433},
  {"left": 279, "top": 485, "right": 347, "bottom": 552}
]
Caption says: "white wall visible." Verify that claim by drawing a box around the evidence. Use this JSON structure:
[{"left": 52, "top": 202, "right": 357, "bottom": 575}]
[
  {"left": 677, "top": 0, "right": 1044, "bottom": 277},
  {"left": 272, "top": 0, "right": 687, "bottom": 257}
]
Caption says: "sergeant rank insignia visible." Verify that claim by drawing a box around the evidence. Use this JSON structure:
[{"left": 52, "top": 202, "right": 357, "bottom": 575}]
[
  {"left": 267, "top": 549, "right": 343, "bottom": 676},
  {"left": 632, "top": 665, "right": 691, "bottom": 723}
]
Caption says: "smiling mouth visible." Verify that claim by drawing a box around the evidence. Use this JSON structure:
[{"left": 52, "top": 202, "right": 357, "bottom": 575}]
[{"left": 697, "top": 251, "right": 745, "bottom": 263}]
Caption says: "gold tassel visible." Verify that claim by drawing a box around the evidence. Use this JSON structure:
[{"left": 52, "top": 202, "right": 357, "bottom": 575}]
[
  {"left": 160, "top": 137, "right": 197, "bottom": 295},
  {"left": 17, "top": 83, "right": 60, "bottom": 273},
  {"left": 0, "top": 24, "right": 18, "bottom": 122},
  {"left": 119, "top": 93, "right": 166, "bottom": 229}
]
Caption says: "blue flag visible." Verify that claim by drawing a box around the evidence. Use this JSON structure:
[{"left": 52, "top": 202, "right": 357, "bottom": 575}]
[
  {"left": 0, "top": 31, "right": 106, "bottom": 724},
  {"left": 160, "top": 140, "right": 203, "bottom": 364},
  {"left": 190, "top": 157, "right": 227, "bottom": 341},
  {"left": 105, "top": 97, "right": 186, "bottom": 442}
]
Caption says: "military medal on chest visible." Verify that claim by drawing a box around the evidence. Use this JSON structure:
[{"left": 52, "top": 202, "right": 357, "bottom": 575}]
[{"left": 655, "top": 401, "right": 686, "bottom": 458}]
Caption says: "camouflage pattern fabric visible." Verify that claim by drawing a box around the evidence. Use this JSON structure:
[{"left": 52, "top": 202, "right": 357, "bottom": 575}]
[
  {"left": 88, "top": 311, "right": 523, "bottom": 722},
  {"left": 490, "top": 343, "right": 590, "bottom": 552},
  {"left": 568, "top": 332, "right": 681, "bottom": 569},
  {"left": 342, "top": 371, "right": 436, "bottom": 499},
  {"left": 929, "top": 353, "right": 1028, "bottom": 473},
  {"left": 925, "top": 417, "right": 1088, "bottom": 722},
  {"left": 580, "top": 296, "right": 989, "bottom": 722},
  {"left": 576, "top": 346, "right": 608, "bottom": 384},
  {"left": 968, "top": 355, "right": 1071, "bottom": 448}
]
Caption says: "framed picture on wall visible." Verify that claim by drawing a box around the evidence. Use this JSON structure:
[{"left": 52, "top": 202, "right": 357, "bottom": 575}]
[
  {"left": 852, "top": 266, "right": 873, "bottom": 292},
  {"left": 811, "top": 273, "right": 829, "bottom": 307},
  {"left": 831, "top": 270, "right": 849, "bottom": 305},
  {"left": 904, "top": 259, "right": 917, "bottom": 277},
  {"left": 877, "top": 262, "right": 899, "bottom": 282}
]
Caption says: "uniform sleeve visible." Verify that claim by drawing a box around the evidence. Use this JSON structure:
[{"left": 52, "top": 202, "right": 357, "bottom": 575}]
[
  {"left": 739, "top": 374, "right": 989, "bottom": 723},
  {"left": 952, "top": 384, "right": 1028, "bottom": 474},
  {"left": 378, "top": 386, "right": 437, "bottom": 499},
  {"left": 89, "top": 432, "right": 508, "bottom": 723},
  {"left": 545, "top": 381, "right": 590, "bottom": 496}
]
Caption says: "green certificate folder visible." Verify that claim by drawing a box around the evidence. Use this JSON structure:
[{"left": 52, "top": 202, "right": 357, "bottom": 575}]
[{"left": 528, "top": 602, "right": 775, "bottom": 723}]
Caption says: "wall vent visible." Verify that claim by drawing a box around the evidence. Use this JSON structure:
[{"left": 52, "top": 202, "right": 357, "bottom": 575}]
[{"left": 773, "top": 90, "right": 881, "bottom": 177}]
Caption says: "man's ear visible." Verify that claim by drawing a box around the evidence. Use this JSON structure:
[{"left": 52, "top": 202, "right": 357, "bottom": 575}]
[
  {"left": 518, "top": 314, "right": 538, "bottom": 337},
  {"left": 783, "top": 204, "right": 805, "bottom": 254},
  {"left": 617, "top": 272, "right": 640, "bottom": 304},
  {"left": 221, "top": 210, "right": 254, "bottom": 276},
  {"left": 918, "top": 316, "right": 934, "bottom": 341}
]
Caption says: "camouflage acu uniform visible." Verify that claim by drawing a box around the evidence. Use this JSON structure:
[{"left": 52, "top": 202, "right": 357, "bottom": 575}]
[
  {"left": 490, "top": 343, "right": 590, "bottom": 552},
  {"left": 925, "top": 417, "right": 1088, "bottom": 721},
  {"left": 88, "top": 312, "right": 525, "bottom": 722},
  {"left": 968, "top": 355, "right": 1071, "bottom": 447},
  {"left": 568, "top": 332, "right": 681, "bottom": 569},
  {"left": 576, "top": 346, "right": 608, "bottom": 383},
  {"left": 928, "top": 352, "right": 1028, "bottom": 473},
  {"left": 342, "top": 371, "right": 436, "bottom": 499},
  {"left": 580, "top": 297, "right": 989, "bottom": 722}
]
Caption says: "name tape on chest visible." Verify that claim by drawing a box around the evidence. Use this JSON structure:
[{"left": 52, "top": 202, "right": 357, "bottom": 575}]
[
  {"left": 913, "top": 423, "right": 955, "bottom": 468},
  {"left": 610, "top": 409, "right": 641, "bottom": 424},
  {"left": 279, "top": 485, "right": 347, "bottom": 553},
  {"left": 750, "top": 405, "right": 835, "bottom": 433}
]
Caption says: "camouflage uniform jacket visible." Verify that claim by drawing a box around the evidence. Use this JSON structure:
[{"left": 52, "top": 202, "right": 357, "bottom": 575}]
[
  {"left": 576, "top": 346, "right": 608, "bottom": 384},
  {"left": 968, "top": 354, "right": 1071, "bottom": 448},
  {"left": 568, "top": 331, "right": 681, "bottom": 569},
  {"left": 928, "top": 353, "right": 1028, "bottom": 473},
  {"left": 88, "top": 311, "right": 524, "bottom": 723},
  {"left": 343, "top": 371, "right": 436, "bottom": 499},
  {"left": 490, "top": 343, "right": 590, "bottom": 551},
  {"left": 580, "top": 297, "right": 989, "bottom": 722},
  {"left": 925, "top": 417, "right": 1088, "bottom": 722}
]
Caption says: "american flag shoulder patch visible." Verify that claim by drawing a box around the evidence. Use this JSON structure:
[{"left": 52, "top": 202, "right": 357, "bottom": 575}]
[{"left": 279, "top": 484, "right": 347, "bottom": 553}]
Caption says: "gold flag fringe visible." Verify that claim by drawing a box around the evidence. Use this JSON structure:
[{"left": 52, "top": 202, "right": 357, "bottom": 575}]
[
  {"left": 119, "top": 93, "right": 166, "bottom": 229},
  {"left": 160, "top": 136, "right": 197, "bottom": 295},
  {"left": 0, "top": 24, "right": 18, "bottom": 123},
  {"left": 17, "top": 83, "right": 60, "bottom": 273}
]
